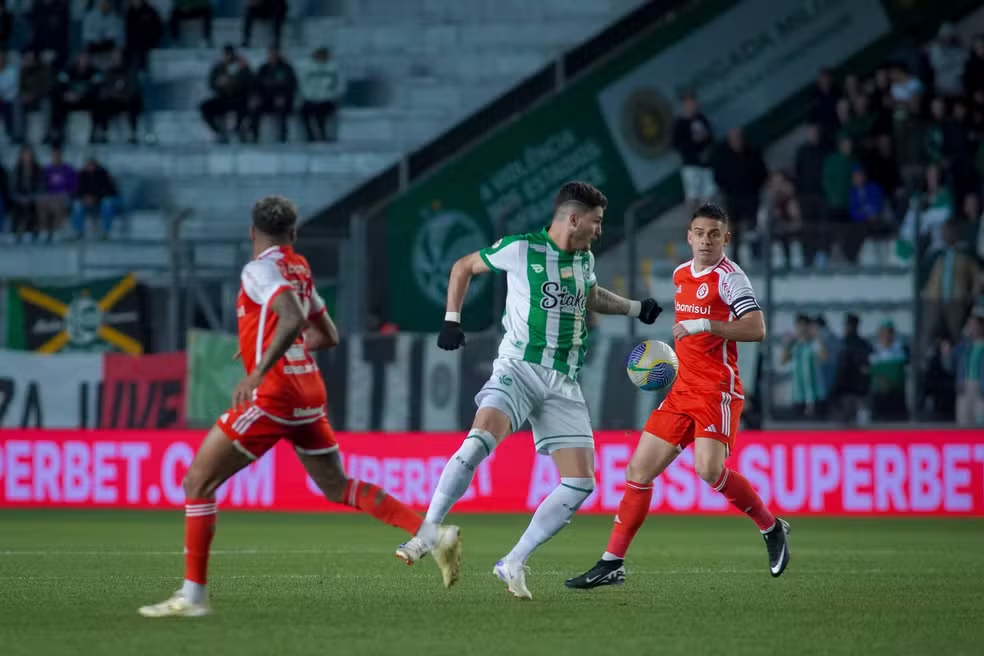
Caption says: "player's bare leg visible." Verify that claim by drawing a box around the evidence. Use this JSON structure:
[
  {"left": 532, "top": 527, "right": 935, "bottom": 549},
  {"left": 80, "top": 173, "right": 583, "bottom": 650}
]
[
  {"left": 495, "top": 445, "right": 594, "bottom": 600},
  {"left": 139, "top": 427, "right": 254, "bottom": 617},
  {"left": 565, "top": 431, "right": 679, "bottom": 589},
  {"left": 395, "top": 406, "right": 511, "bottom": 585},
  {"left": 694, "top": 438, "right": 790, "bottom": 576},
  {"left": 296, "top": 448, "right": 461, "bottom": 584}
]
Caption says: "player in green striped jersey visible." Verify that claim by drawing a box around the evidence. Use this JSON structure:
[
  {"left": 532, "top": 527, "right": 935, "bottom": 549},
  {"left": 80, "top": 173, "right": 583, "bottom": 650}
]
[{"left": 395, "top": 182, "right": 662, "bottom": 598}]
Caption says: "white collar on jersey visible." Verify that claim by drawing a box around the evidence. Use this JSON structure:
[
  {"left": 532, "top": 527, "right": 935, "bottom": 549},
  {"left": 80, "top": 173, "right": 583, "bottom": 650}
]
[
  {"left": 690, "top": 254, "right": 726, "bottom": 278},
  {"left": 256, "top": 245, "right": 284, "bottom": 260}
]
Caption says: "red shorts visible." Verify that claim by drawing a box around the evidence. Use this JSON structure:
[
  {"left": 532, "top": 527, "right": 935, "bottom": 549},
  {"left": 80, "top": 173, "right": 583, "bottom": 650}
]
[
  {"left": 217, "top": 406, "right": 338, "bottom": 460},
  {"left": 643, "top": 389, "right": 742, "bottom": 454}
]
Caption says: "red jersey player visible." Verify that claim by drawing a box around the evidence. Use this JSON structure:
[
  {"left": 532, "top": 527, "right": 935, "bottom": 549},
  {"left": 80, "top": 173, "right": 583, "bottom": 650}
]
[
  {"left": 565, "top": 203, "right": 790, "bottom": 589},
  {"left": 139, "top": 196, "right": 461, "bottom": 618}
]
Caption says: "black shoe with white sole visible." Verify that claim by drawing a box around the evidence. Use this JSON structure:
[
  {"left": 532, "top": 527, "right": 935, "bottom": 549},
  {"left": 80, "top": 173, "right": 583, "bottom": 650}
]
[
  {"left": 564, "top": 559, "right": 626, "bottom": 589},
  {"left": 763, "top": 518, "right": 791, "bottom": 577}
]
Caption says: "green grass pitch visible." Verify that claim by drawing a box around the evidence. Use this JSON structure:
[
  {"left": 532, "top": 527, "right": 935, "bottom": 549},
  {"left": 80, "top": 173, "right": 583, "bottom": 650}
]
[{"left": 1, "top": 510, "right": 982, "bottom": 656}]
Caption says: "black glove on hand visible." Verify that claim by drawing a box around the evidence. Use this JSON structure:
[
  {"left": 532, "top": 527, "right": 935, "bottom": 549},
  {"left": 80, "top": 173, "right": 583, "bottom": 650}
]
[
  {"left": 638, "top": 298, "right": 662, "bottom": 325},
  {"left": 437, "top": 321, "right": 466, "bottom": 350}
]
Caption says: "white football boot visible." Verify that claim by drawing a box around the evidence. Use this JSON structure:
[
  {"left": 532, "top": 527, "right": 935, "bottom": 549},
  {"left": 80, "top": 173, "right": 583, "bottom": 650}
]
[
  {"left": 395, "top": 525, "right": 462, "bottom": 588},
  {"left": 493, "top": 559, "right": 532, "bottom": 600},
  {"left": 138, "top": 590, "right": 212, "bottom": 618}
]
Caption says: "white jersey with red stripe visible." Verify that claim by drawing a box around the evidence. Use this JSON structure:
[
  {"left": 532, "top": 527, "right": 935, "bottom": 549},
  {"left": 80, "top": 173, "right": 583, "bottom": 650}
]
[
  {"left": 672, "top": 255, "right": 760, "bottom": 399},
  {"left": 237, "top": 245, "right": 327, "bottom": 423}
]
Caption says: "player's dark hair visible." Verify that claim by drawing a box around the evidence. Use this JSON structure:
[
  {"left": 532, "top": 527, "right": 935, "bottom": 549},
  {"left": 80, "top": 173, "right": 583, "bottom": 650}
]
[
  {"left": 691, "top": 202, "right": 729, "bottom": 226},
  {"left": 252, "top": 195, "right": 298, "bottom": 239},
  {"left": 554, "top": 181, "right": 608, "bottom": 212}
]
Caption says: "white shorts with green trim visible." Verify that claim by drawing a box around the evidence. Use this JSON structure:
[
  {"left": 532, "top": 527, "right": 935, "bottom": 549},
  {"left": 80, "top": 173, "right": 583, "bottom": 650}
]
[{"left": 475, "top": 357, "right": 595, "bottom": 455}]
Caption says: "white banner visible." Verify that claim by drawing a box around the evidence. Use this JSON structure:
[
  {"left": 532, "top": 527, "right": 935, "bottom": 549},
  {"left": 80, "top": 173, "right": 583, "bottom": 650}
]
[
  {"left": 0, "top": 351, "right": 104, "bottom": 428},
  {"left": 597, "top": 0, "right": 892, "bottom": 192}
]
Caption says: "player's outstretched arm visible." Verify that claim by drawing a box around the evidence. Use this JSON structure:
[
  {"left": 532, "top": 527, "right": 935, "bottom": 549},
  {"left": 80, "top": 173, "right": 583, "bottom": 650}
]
[
  {"left": 437, "top": 252, "right": 491, "bottom": 351},
  {"left": 675, "top": 309, "right": 767, "bottom": 343},
  {"left": 587, "top": 286, "right": 662, "bottom": 324},
  {"left": 232, "top": 290, "right": 308, "bottom": 408}
]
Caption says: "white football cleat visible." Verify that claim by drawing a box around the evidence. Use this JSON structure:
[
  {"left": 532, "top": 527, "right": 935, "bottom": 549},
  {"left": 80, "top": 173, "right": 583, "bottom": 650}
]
[
  {"left": 432, "top": 526, "right": 462, "bottom": 588},
  {"left": 395, "top": 536, "right": 429, "bottom": 565},
  {"left": 138, "top": 591, "right": 211, "bottom": 618},
  {"left": 493, "top": 559, "right": 532, "bottom": 600}
]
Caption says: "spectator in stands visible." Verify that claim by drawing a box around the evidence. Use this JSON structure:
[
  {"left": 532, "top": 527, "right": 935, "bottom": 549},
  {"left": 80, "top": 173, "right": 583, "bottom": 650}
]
[
  {"left": 842, "top": 74, "right": 862, "bottom": 106},
  {"left": 125, "top": 0, "right": 164, "bottom": 72},
  {"left": 10, "top": 145, "right": 44, "bottom": 242},
  {"left": 795, "top": 122, "right": 829, "bottom": 265},
  {"left": 925, "top": 97, "right": 947, "bottom": 165},
  {"left": 170, "top": 0, "right": 213, "bottom": 48},
  {"left": 945, "top": 100, "right": 977, "bottom": 205},
  {"left": 200, "top": 45, "right": 251, "bottom": 143},
  {"left": 920, "top": 220, "right": 981, "bottom": 353},
  {"left": 889, "top": 62, "right": 924, "bottom": 117},
  {"left": 782, "top": 314, "right": 828, "bottom": 420},
  {"left": 50, "top": 52, "right": 103, "bottom": 145},
  {"left": 963, "top": 35, "right": 984, "bottom": 100},
  {"left": 815, "top": 314, "right": 840, "bottom": 401},
  {"left": 846, "top": 165, "right": 888, "bottom": 264},
  {"left": 243, "top": 0, "right": 287, "bottom": 49},
  {"left": 71, "top": 157, "right": 120, "bottom": 239},
  {"left": 893, "top": 88, "right": 928, "bottom": 196},
  {"left": 822, "top": 135, "right": 857, "bottom": 257},
  {"left": 83, "top": 0, "right": 125, "bottom": 56},
  {"left": 956, "top": 193, "right": 982, "bottom": 255},
  {"left": 898, "top": 163, "right": 954, "bottom": 259},
  {"left": 94, "top": 49, "right": 144, "bottom": 143},
  {"left": 30, "top": 0, "right": 71, "bottom": 69},
  {"left": 831, "top": 313, "right": 873, "bottom": 425},
  {"left": 300, "top": 47, "right": 345, "bottom": 142},
  {"left": 0, "top": 51, "right": 17, "bottom": 143},
  {"left": 0, "top": 0, "right": 12, "bottom": 50},
  {"left": 16, "top": 49, "right": 53, "bottom": 144},
  {"left": 37, "top": 146, "right": 75, "bottom": 241},
  {"left": 673, "top": 91, "right": 715, "bottom": 211},
  {"left": 845, "top": 94, "right": 878, "bottom": 156},
  {"left": 809, "top": 68, "right": 839, "bottom": 147},
  {"left": 368, "top": 307, "right": 398, "bottom": 335},
  {"left": 863, "top": 134, "right": 902, "bottom": 214},
  {"left": 248, "top": 47, "right": 296, "bottom": 143},
  {"left": 869, "top": 319, "right": 909, "bottom": 421},
  {"left": 764, "top": 170, "right": 802, "bottom": 268},
  {"left": 929, "top": 22, "right": 968, "bottom": 100},
  {"left": 952, "top": 313, "right": 984, "bottom": 426},
  {"left": 713, "top": 127, "right": 767, "bottom": 265}
]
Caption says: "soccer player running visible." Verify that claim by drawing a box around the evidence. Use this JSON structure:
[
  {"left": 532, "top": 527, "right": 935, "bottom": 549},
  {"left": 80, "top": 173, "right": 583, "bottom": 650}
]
[
  {"left": 139, "top": 197, "right": 460, "bottom": 617},
  {"left": 394, "top": 182, "right": 662, "bottom": 599},
  {"left": 565, "top": 203, "right": 791, "bottom": 590}
]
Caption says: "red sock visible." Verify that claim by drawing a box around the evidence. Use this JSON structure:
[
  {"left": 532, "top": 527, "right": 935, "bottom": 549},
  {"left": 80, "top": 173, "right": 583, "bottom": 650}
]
[
  {"left": 344, "top": 480, "right": 423, "bottom": 535},
  {"left": 713, "top": 468, "right": 775, "bottom": 531},
  {"left": 185, "top": 499, "right": 217, "bottom": 584},
  {"left": 604, "top": 481, "right": 653, "bottom": 559}
]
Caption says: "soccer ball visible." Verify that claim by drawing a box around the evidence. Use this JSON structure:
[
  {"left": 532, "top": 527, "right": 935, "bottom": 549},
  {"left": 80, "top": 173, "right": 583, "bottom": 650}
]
[{"left": 625, "top": 340, "right": 679, "bottom": 392}]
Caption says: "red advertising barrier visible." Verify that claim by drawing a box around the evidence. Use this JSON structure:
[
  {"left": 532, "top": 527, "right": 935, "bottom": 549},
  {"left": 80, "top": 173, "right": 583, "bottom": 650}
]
[{"left": 1, "top": 430, "right": 983, "bottom": 515}]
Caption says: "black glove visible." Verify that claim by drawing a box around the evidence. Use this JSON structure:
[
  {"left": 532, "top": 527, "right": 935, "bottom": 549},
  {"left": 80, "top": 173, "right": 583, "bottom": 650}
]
[
  {"left": 437, "top": 321, "right": 466, "bottom": 350},
  {"left": 637, "top": 298, "right": 662, "bottom": 325}
]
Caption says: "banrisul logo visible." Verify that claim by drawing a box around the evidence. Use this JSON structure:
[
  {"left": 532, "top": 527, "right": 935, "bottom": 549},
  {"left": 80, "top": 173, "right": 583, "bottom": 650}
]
[
  {"left": 540, "top": 281, "right": 586, "bottom": 314},
  {"left": 412, "top": 208, "right": 488, "bottom": 307}
]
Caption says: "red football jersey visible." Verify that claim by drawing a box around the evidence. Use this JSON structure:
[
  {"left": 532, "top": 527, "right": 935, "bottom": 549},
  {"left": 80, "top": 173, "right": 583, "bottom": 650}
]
[
  {"left": 237, "top": 245, "right": 328, "bottom": 423},
  {"left": 672, "top": 256, "right": 760, "bottom": 398}
]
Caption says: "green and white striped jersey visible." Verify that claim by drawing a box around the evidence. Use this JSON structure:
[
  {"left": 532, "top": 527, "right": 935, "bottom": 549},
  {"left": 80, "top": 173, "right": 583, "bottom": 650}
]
[{"left": 479, "top": 229, "right": 596, "bottom": 380}]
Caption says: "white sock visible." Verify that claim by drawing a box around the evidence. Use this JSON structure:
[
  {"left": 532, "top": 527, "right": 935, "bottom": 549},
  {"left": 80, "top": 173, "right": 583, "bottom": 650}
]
[
  {"left": 181, "top": 579, "right": 207, "bottom": 604},
  {"left": 505, "top": 477, "right": 594, "bottom": 564},
  {"left": 601, "top": 552, "right": 623, "bottom": 562},
  {"left": 424, "top": 429, "right": 496, "bottom": 525}
]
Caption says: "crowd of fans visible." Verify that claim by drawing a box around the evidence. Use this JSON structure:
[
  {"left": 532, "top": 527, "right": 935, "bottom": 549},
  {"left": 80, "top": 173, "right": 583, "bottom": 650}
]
[
  {"left": 0, "top": 0, "right": 345, "bottom": 240},
  {"left": 671, "top": 23, "right": 984, "bottom": 424}
]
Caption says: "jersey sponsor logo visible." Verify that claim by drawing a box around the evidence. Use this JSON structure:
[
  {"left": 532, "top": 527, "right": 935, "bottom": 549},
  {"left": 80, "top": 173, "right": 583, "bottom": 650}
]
[
  {"left": 531, "top": 264, "right": 545, "bottom": 273},
  {"left": 293, "top": 406, "right": 325, "bottom": 418},
  {"left": 284, "top": 263, "right": 309, "bottom": 276},
  {"left": 237, "top": 305, "right": 246, "bottom": 318},
  {"left": 529, "top": 244, "right": 546, "bottom": 252},
  {"left": 560, "top": 266, "right": 573, "bottom": 279},
  {"left": 675, "top": 285, "right": 682, "bottom": 294},
  {"left": 696, "top": 283, "right": 709, "bottom": 299},
  {"left": 540, "top": 281, "right": 586, "bottom": 314},
  {"left": 285, "top": 345, "right": 307, "bottom": 362},
  {"left": 499, "top": 375, "right": 513, "bottom": 386},
  {"left": 675, "top": 301, "right": 711, "bottom": 315},
  {"left": 283, "top": 363, "right": 318, "bottom": 375}
]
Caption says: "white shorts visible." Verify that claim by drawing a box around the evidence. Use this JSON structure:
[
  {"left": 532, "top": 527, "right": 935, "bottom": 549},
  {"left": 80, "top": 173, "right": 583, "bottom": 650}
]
[
  {"left": 475, "top": 358, "right": 594, "bottom": 455},
  {"left": 680, "top": 165, "right": 717, "bottom": 201}
]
